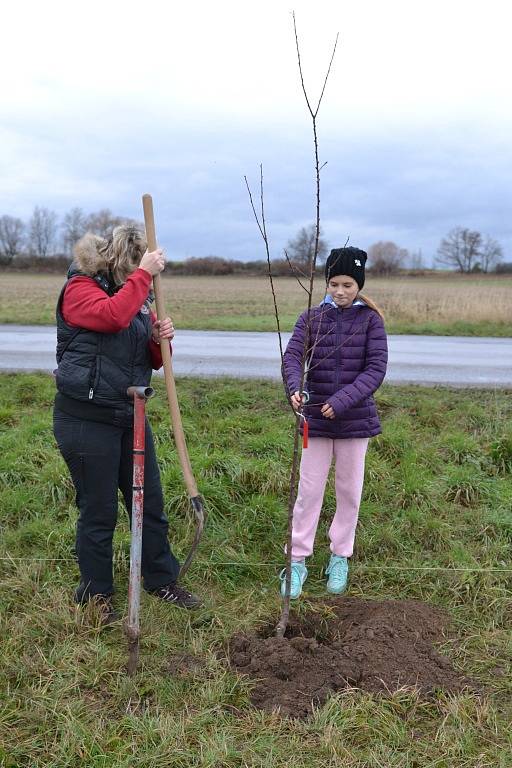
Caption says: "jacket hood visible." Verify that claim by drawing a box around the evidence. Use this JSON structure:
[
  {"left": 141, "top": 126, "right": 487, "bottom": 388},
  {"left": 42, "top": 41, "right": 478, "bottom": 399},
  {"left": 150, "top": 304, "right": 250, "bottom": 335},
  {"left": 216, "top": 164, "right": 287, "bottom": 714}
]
[{"left": 73, "top": 233, "right": 108, "bottom": 276}]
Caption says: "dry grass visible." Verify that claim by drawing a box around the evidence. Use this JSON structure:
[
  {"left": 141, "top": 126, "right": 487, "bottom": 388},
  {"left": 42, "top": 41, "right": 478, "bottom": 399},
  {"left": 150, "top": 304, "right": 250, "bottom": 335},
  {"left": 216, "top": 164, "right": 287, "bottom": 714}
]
[
  {"left": 1, "top": 271, "right": 511, "bottom": 334},
  {"left": 366, "top": 275, "right": 512, "bottom": 327}
]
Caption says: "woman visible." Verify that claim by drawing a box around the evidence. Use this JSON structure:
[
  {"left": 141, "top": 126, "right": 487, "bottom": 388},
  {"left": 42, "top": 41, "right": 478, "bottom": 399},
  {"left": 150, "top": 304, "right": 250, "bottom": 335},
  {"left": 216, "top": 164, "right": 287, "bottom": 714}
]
[{"left": 54, "top": 225, "right": 200, "bottom": 621}]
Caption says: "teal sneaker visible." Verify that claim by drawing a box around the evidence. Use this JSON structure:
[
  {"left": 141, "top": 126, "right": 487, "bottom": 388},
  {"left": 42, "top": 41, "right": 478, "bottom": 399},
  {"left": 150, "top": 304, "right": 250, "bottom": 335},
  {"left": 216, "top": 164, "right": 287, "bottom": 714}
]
[
  {"left": 325, "top": 554, "right": 348, "bottom": 594},
  {"left": 279, "top": 562, "right": 308, "bottom": 599}
]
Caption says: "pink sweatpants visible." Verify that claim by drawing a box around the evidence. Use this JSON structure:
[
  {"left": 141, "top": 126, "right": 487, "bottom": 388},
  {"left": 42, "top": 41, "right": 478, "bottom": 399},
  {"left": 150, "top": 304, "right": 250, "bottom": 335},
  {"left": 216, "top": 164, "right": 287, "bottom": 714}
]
[{"left": 290, "top": 437, "right": 369, "bottom": 559}]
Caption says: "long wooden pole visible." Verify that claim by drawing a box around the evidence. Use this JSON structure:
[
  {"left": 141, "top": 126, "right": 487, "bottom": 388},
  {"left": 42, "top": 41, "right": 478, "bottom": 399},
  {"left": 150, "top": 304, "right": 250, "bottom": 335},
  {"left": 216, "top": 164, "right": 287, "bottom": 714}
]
[{"left": 142, "top": 194, "right": 205, "bottom": 577}]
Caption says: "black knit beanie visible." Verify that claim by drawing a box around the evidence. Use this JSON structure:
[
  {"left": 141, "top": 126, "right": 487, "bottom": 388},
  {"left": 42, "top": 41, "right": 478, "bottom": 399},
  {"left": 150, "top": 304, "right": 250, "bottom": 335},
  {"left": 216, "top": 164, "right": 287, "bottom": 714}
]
[{"left": 325, "top": 246, "right": 367, "bottom": 289}]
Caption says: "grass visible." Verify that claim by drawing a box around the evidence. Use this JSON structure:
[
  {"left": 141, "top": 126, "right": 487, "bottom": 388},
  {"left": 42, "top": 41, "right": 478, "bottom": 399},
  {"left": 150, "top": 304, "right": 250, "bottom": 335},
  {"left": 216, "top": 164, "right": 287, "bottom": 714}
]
[
  {"left": 0, "top": 374, "right": 511, "bottom": 766},
  {"left": 1, "top": 272, "right": 512, "bottom": 336}
]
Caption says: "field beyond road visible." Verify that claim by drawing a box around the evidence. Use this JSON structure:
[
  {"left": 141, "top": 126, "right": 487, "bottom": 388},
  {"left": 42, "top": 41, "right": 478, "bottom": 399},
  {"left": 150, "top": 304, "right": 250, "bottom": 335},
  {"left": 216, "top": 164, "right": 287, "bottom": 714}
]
[
  {"left": 0, "top": 374, "right": 511, "bottom": 766},
  {"left": 1, "top": 272, "right": 511, "bottom": 336}
]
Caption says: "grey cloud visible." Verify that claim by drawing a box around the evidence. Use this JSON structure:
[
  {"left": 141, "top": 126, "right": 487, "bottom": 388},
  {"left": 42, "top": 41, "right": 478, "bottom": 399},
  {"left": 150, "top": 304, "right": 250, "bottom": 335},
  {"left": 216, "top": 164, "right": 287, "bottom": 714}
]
[{"left": 1, "top": 112, "right": 510, "bottom": 264}]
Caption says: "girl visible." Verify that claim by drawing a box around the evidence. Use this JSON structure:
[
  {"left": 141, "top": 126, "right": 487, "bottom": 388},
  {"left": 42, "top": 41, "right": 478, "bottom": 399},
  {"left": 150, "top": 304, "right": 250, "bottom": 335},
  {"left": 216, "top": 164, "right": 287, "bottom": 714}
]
[
  {"left": 53, "top": 226, "right": 201, "bottom": 622},
  {"left": 281, "top": 246, "right": 388, "bottom": 598}
]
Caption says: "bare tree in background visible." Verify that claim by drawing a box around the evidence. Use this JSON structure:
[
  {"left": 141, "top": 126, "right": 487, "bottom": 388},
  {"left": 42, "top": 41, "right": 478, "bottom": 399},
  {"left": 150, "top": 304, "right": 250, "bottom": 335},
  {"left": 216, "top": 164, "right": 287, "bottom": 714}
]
[
  {"left": 86, "top": 208, "right": 141, "bottom": 238},
  {"left": 62, "top": 207, "right": 88, "bottom": 255},
  {"left": 29, "top": 206, "right": 58, "bottom": 257},
  {"left": 0, "top": 215, "right": 26, "bottom": 263},
  {"left": 286, "top": 223, "right": 328, "bottom": 266},
  {"left": 436, "top": 227, "right": 482, "bottom": 273},
  {"left": 86, "top": 209, "right": 120, "bottom": 238},
  {"left": 367, "top": 241, "right": 408, "bottom": 275},
  {"left": 480, "top": 235, "right": 503, "bottom": 273},
  {"left": 409, "top": 249, "right": 425, "bottom": 270}
]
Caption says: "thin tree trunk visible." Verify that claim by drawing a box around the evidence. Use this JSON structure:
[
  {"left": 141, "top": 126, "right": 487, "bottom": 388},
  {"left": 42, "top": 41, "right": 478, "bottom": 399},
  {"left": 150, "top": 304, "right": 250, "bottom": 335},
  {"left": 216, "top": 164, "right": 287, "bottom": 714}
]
[{"left": 246, "top": 13, "right": 339, "bottom": 638}]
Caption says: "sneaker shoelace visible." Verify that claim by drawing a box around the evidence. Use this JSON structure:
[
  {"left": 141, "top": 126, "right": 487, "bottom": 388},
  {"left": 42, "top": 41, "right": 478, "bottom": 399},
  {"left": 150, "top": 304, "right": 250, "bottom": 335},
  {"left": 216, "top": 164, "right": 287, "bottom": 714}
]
[
  {"left": 280, "top": 563, "right": 304, "bottom": 590},
  {"left": 327, "top": 558, "right": 347, "bottom": 583},
  {"left": 291, "top": 563, "right": 304, "bottom": 590},
  {"left": 158, "top": 584, "right": 194, "bottom": 602}
]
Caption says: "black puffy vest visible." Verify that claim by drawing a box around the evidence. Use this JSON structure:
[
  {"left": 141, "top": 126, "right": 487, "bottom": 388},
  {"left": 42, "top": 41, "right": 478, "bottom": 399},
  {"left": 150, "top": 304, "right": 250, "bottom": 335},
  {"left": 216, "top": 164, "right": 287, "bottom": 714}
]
[{"left": 55, "top": 269, "right": 153, "bottom": 411}]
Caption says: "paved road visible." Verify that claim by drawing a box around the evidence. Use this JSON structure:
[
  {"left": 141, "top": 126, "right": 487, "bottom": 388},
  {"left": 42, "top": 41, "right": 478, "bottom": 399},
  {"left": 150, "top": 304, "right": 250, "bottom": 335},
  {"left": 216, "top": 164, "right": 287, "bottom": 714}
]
[{"left": 1, "top": 325, "right": 511, "bottom": 387}]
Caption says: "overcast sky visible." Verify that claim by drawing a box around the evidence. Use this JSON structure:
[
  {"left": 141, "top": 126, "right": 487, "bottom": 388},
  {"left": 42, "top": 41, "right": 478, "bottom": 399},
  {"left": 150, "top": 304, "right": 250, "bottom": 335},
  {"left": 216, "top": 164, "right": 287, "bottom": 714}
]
[{"left": 1, "top": 0, "right": 510, "bottom": 264}]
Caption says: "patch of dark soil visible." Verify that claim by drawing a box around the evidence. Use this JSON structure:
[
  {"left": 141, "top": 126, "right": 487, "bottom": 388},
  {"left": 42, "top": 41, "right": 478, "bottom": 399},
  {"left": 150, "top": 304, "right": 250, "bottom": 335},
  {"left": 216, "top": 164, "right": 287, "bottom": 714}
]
[
  {"left": 228, "top": 597, "right": 473, "bottom": 717},
  {"left": 166, "top": 652, "right": 207, "bottom": 677}
]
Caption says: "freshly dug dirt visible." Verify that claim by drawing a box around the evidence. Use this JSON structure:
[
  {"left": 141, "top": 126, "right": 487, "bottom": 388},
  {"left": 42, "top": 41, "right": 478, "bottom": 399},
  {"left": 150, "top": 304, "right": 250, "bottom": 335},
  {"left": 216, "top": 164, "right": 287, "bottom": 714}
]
[{"left": 228, "top": 597, "right": 472, "bottom": 717}]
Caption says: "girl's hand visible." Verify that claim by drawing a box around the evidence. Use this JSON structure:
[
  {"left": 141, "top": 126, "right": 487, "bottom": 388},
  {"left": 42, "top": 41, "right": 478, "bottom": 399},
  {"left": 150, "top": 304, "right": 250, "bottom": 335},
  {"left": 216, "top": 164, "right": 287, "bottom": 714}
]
[
  {"left": 140, "top": 248, "right": 165, "bottom": 276},
  {"left": 290, "top": 391, "right": 306, "bottom": 411},
  {"left": 152, "top": 317, "right": 175, "bottom": 344},
  {"left": 321, "top": 403, "right": 335, "bottom": 420}
]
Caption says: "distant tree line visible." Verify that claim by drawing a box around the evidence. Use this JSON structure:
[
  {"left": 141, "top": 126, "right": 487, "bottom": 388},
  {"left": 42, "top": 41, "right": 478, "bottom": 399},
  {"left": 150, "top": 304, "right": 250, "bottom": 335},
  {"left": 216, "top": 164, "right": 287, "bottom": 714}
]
[
  {"left": 367, "top": 229, "right": 505, "bottom": 276},
  {"left": 0, "top": 210, "right": 507, "bottom": 275},
  {"left": 0, "top": 207, "right": 141, "bottom": 268}
]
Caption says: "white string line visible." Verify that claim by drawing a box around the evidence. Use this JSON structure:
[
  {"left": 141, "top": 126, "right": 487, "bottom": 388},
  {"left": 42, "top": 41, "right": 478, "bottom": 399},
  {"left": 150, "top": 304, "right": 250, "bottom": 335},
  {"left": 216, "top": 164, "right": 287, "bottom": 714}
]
[{"left": 0, "top": 557, "right": 511, "bottom": 573}]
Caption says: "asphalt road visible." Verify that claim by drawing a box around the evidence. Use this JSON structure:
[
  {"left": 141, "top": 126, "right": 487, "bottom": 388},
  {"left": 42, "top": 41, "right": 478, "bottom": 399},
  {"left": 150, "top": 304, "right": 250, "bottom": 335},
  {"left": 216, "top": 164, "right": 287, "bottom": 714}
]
[{"left": 1, "top": 325, "right": 511, "bottom": 387}]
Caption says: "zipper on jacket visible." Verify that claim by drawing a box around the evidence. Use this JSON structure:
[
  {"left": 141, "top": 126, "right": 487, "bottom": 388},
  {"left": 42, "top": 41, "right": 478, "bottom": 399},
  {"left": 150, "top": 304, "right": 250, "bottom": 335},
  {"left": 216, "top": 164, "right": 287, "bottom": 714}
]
[
  {"left": 129, "top": 322, "right": 137, "bottom": 387},
  {"left": 88, "top": 337, "right": 103, "bottom": 400},
  {"left": 335, "top": 309, "right": 342, "bottom": 393},
  {"left": 88, "top": 361, "right": 97, "bottom": 400}
]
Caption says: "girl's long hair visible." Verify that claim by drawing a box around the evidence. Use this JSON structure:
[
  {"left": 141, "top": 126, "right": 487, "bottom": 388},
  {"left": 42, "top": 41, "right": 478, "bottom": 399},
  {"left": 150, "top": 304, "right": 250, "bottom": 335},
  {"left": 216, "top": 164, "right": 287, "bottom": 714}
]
[{"left": 359, "top": 293, "right": 385, "bottom": 320}]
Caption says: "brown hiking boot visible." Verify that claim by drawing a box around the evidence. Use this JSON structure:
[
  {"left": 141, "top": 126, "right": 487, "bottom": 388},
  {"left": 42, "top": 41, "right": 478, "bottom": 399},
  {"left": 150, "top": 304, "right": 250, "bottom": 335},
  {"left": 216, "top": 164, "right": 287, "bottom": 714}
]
[{"left": 88, "top": 594, "right": 119, "bottom": 626}]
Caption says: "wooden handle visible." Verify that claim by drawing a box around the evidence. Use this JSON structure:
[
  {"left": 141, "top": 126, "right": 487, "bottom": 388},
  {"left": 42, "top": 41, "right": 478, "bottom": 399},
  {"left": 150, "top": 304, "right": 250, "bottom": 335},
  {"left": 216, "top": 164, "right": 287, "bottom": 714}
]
[
  {"left": 142, "top": 194, "right": 158, "bottom": 252},
  {"left": 142, "top": 193, "right": 199, "bottom": 498}
]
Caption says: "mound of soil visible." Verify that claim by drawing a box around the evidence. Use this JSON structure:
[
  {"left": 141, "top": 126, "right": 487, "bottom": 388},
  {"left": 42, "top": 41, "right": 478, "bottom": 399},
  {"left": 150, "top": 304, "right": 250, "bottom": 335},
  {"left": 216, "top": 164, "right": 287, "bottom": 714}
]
[{"left": 228, "top": 597, "right": 472, "bottom": 717}]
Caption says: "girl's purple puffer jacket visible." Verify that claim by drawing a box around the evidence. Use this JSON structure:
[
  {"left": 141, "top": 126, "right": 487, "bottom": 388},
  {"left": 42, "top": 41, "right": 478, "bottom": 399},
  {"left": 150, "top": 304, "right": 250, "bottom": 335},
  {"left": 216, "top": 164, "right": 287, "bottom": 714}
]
[{"left": 282, "top": 301, "right": 388, "bottom": 439}]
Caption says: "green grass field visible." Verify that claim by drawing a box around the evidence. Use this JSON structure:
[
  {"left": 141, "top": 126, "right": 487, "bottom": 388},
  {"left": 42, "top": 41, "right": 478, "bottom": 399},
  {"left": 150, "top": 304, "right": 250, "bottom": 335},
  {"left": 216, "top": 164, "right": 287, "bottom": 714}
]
[
  {"left": 1, "top": 272, "right": 512, "bottom": 336},
  {"left": 1, "top": 374, "right": 511, "bottom": 766}
]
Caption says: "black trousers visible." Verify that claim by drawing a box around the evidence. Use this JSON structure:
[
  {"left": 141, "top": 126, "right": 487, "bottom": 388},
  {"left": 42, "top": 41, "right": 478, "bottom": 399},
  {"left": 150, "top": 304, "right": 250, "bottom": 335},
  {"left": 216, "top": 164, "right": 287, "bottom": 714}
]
[{"left": 53, "top": 407, "right": 180, "bottom": 601}]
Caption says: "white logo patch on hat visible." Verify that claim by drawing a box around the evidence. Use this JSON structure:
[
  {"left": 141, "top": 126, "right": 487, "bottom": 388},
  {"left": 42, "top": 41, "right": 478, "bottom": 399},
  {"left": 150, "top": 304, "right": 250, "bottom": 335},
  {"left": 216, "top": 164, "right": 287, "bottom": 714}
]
[{"left": 354, "top": 258, "right": 362, "bottom": 266}]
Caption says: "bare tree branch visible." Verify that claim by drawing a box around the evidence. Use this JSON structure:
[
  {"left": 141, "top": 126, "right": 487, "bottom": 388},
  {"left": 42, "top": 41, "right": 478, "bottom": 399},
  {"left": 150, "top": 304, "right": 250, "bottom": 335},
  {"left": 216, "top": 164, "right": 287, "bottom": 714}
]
[
  {"left": 244, "top": 170, "right": 285, "bottom": 365},
  {"left": 283, "top": 249, "right": 310, "bottom": 293},
  {"left": 292, "top": 11, "right": 339, "bottom": 118},
  {"left": 313, "top": 29, "right": 339, "bottom": 116},
  {"left": 292, "top": 11, "right": 315, "bottom": 118},
  {"left": 244, "top": 175, "right": 266, "bottom": 241},
  {"left": 304, "top": 320, "right": 370, "bottom": 376}
]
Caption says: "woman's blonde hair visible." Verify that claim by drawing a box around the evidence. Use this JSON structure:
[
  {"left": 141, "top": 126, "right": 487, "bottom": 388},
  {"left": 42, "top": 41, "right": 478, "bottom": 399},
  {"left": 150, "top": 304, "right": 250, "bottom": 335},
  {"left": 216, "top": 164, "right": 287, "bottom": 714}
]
[
  {"left": 359, "top": 293, "right": 385, "bottom": 320},
  {"left": 74, "top": 225, "right": 147, "bottom": 285},
  {"left": 101, "top": 225, "right": 147, "bottom": 285}
]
